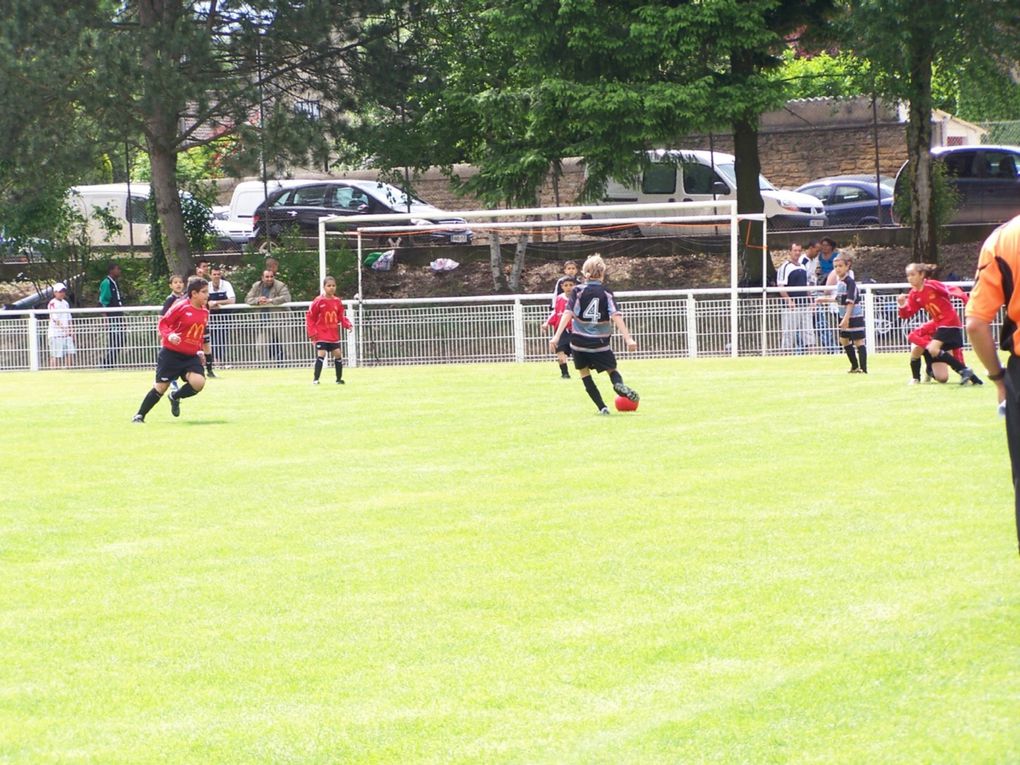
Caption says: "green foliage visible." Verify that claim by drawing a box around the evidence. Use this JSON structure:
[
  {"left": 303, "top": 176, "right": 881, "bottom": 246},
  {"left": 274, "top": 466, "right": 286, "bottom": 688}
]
[{"left": 1, "top": 358, "right": 1018, "bottom": 761}]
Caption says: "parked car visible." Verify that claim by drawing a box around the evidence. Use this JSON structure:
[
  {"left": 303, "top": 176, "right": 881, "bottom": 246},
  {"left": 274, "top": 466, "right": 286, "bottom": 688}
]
[
  {"left": 795, "top": 175, "right": 895, "bottom": 227},
  {"left": 252, "top": 180, "right": 473, "bottom": 247},
  {"left": 585, "top": 149, "right": 827, "bottom": 234},
  {"left": 894, "top": 145, "right": 1020, "bottom": 224}
]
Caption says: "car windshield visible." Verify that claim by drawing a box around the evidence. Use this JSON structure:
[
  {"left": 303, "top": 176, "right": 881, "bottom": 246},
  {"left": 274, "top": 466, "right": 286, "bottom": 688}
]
[
  {"left": 714, "top": 163, "right": 776, "bottom": 192},
  {"left": 371, "top": 183, "right": 429, "bottom": 211}
]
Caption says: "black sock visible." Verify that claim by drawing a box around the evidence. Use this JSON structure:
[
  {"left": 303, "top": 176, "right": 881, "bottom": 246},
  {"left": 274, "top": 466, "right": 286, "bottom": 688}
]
[
  {"left": 558, "top": 362, "right": 569, "bottom": 377},
  {"left": 935, "top": 351, "right": 965, "bottom": 373},
  {"left": 334, "top": 357, "right": 343, "bottom": 381},
  {"left": 137, "top": 388, "right": 163, "bottom": 418},
  {"left": 857, "top": 345, "right": 867, "bottom": 372},
  {"left": 608, "top": 370, "right": 623, "bottom": 386},
  {"left": 314, "top": 357, "right": 323, "bottom": 381},
  {"left": 206, "top": 353, "right": 214, "bottom": 372},
  {"left": 910, "top": 357, "right": 922, "bottom": 380},
  {"left": 582, "top": 376, "right": 607, "bottom": 410},
  {"left": 176, "top": 382, "right": 198, "bottom": 400},
  {"left": 922, "top": 350, "right": 934, "bottom": 376},
  {"left": 844, "top": 345, "right": 859, "bottom": 370}
]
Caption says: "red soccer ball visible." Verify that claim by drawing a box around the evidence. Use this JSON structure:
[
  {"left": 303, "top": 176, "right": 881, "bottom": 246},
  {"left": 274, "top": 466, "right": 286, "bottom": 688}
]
[{"left": 614, "top": 395, "right": 639, "bottom": 412}]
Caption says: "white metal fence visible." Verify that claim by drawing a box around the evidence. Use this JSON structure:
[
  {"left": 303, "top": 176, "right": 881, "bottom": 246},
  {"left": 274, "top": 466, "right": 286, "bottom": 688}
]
[{"left": 0, "top": 283, "right": 993, "bottom": 372}]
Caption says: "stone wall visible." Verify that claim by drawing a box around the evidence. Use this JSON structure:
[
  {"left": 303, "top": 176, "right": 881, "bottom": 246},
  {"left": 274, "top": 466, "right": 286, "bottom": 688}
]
[{"left": 221, "top": 120, "right": 910, "bottom": 210}]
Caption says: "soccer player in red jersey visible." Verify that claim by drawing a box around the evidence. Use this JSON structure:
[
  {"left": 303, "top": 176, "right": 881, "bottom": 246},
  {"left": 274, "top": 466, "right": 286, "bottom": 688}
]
[
  {"left": 897, "top": 262, "right": 982, "bottom": 386},
  {"left": 305, "top": 276, "right": 353, "bottom": 385},
  {"left": 545, "top": 274, "right": 576, "bottom": 378},
  {"left": 132, "top": 278, "right": 210, "bottom": 423}
]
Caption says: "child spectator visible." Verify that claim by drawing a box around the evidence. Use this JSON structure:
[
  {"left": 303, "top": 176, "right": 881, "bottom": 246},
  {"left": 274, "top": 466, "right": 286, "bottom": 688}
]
[
  {"left": 546, "top": 274, "right": 577, "bottom": 378},
  {"left": 161, "top": 275, "right": 185, "bottom": 316},
  {"left": 47, "top": 283, "right": 75, "bottom": 368},
  {"left": 306, "top": 275, "right": 353, "bottom": 385}
]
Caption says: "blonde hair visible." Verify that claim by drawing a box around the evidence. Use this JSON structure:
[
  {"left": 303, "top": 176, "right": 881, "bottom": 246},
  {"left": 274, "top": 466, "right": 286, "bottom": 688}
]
[
  {"left": 582, "top": 254, "right": 606, "bottom": 279},
  {"left": 906, "top": 262, "right": 937, "bottom": 278}
]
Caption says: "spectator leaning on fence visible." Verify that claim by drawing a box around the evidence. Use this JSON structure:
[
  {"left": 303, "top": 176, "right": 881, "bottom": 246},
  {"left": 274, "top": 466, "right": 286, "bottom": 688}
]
[
  {"left": 47, "top": 282, "right": 75, "bottom": 368},
  {"left": 246, "top": 269, "right": 292, "bottom": 366}
]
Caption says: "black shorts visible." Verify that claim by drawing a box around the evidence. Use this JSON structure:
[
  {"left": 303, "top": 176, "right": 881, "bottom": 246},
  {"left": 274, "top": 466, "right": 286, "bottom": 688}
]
[
  {"left": 156, "top": 348, "right": 205, "bottom": 383},
  {"left": 572, "top": 348, "right": 618, "bottom": 373},
  {"left": 315, "top": 341, "right": 342, "bottom": 353},
  {"left": 839, "top": 315, "right": 865, "bottom": 341},
  {"left": 933, "top": 326, "right": 964, "bottom": 350},
  {"left": 555, "top": 332, "right": 573, "bottom": 356},
  {"left": 202, "top": 330, "right": 211, "bottom": 344}
]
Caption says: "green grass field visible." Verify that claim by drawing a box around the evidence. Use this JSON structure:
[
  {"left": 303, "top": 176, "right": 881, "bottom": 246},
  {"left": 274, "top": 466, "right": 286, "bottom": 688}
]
[{"left": 1, "top": 356, "right": 1018, "bottom": 763}]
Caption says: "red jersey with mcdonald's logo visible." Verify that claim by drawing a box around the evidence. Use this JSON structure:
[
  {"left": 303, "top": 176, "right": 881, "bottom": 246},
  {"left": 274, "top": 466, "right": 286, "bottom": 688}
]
[
  {"left": 158, "top": 298, "right": 209, "bottom": 355},
  {"left": 305, "top": 294, "right": 352, "bottom": 342},
  {"left": 898, "top": 279, "right": 963, "bottom": 327}
]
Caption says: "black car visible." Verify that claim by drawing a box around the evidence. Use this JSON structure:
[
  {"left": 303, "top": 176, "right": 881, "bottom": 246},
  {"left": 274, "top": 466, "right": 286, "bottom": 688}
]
[
  {"left": 251, "top": 180, "right": 472, "bottom": 247},
  {"left": 894, "top": 145, "right": 1020, "bottom": 224},
  {"left": 795, "top": 175, "right": 894, "bottom": 227}
]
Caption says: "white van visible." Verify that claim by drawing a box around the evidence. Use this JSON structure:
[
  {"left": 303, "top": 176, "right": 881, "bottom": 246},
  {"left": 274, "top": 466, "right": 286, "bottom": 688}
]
[
  {"left": 591, "top": 150, "right": 827, "bottom": 234},
  {"left": 68, "top": 184, "right": 151, "bottom": 248},
  {"left": 68, "top": 183, "right": 246, "bottom": 250}
]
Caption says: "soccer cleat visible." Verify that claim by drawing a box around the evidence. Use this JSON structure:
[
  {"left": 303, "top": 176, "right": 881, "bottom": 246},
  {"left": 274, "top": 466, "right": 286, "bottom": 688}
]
[
  {"left": 336, "top": 379, "right": 345, "bottom": 385},
  {"left": 924, "top": 370, "right": 934, "bottom": 383},
  {"left": 561, "top": 373, "right": 571, "bottom": 379},
  {"left": 312, "top": 379, "right": 320, "bottom": 385},
  {"left": 908, "top": 378, "right": 921, "bottom": 385},
  {"left": 206, "top": 368, "right": 217, "bottom": 378},
  {"left": 613, "top": 382, "right": 639, "bottom": 402},
  {"left": 168, "top": 390, "right": 180, "bottom": 417},
  {"left": 598, "top": 407, "right": 610, "bottom": 416},
  {"left": 848, "top": 368, "right": 861, "bottom": 373},
  {"left": 131, "top": 414, "right": 144, "bottom": 424},
  {"left": 960, "top": 367, "right": 983, "bottom": 386}
]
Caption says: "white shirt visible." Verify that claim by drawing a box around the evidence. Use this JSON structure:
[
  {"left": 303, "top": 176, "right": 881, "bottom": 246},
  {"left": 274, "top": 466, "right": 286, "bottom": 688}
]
[{"left": 47, "top": 298, "right": 72, "bottom": 337}]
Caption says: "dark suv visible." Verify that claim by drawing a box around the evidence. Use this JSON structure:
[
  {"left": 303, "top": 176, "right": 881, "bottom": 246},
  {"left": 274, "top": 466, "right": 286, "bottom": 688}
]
[
  {"left": 252, "top": 180, "right": 472, "bottom": 246},
  {"left": 894, "top": 145, "right": 1020, "bottom": 224}
]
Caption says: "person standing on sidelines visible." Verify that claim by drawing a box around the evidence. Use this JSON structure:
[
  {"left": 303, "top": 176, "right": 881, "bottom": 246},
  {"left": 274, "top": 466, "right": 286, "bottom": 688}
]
[
  {"left": 546, "top": 274, "right": 577, "bottom": 378},
  {"left": 99, "top": 261, "right": 124, "bottom": 368},
  {"left": 898, "top": 262, "right": 982, "bottom": 385},
  {"left": 207, "top": 265, "right": 236, "bottom": 374},
  {"left": 132, "top": 278, "right": 210, "bottom": 423},
  {"left": 549, "top": 254, "right": 639, "bottom": 415},
  {"left": 964, "top": 214, "right": 1020, "bottom": 556},
  {"left": 776, "top": 244, "right": 817, "bottom": 354},
  {"left": 816, "top": 253, "right": 867, "bottom": 373},
  {"left": 47, "top": 282, "right": 75, "bottom": 368},
  {"left": 305, "top": 276, "right": 353, "bottom": 385}
]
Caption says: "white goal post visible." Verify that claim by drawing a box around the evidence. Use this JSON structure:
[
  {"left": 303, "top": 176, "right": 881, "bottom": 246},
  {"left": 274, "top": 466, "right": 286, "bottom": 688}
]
[{"left": 316, "top": 201, "right": 769, "bottom": 358}]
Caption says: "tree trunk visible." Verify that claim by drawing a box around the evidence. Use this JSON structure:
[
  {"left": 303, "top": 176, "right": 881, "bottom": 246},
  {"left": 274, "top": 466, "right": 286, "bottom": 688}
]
[
  {"left": 508, "top": 232, "right": 530, "bottom": 292},
  {"left": 906, "top": 43, "right": 937, "bottom": 264},
  {"left": 489, "top": 231, "right": 508, "bottom": 292},
  {"left": 732, "top": 113, "right": 766, "bottom": 287},
  {"left": 138, "top": 0, "right": 191, "bottom": 276},
  {"left": 148, "top": 141, "right": 192, "bottom": 276}
]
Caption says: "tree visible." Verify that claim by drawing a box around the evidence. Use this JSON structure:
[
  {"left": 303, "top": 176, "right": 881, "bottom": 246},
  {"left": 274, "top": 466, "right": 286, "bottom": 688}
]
[
  {"left": 3, "top": 0, "right": 403, "bottom": 276},
  {"left": 354, "top": 0, "right": 835, "bottom": 289},
  {"left": 848, "top": 0, "right": 1020, "bottom": 263}
]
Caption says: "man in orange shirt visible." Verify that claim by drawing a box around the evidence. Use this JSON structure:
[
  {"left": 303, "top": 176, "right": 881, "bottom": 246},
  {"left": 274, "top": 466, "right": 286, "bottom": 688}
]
[{"left": 965, "top": 214, "right": 1020, "bottom": 555}]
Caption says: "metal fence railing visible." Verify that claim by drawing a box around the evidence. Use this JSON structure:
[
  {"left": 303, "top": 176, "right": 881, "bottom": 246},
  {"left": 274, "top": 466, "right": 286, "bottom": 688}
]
[{"left": 0, "top": 283, "right": 996, "bottom": 372}]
